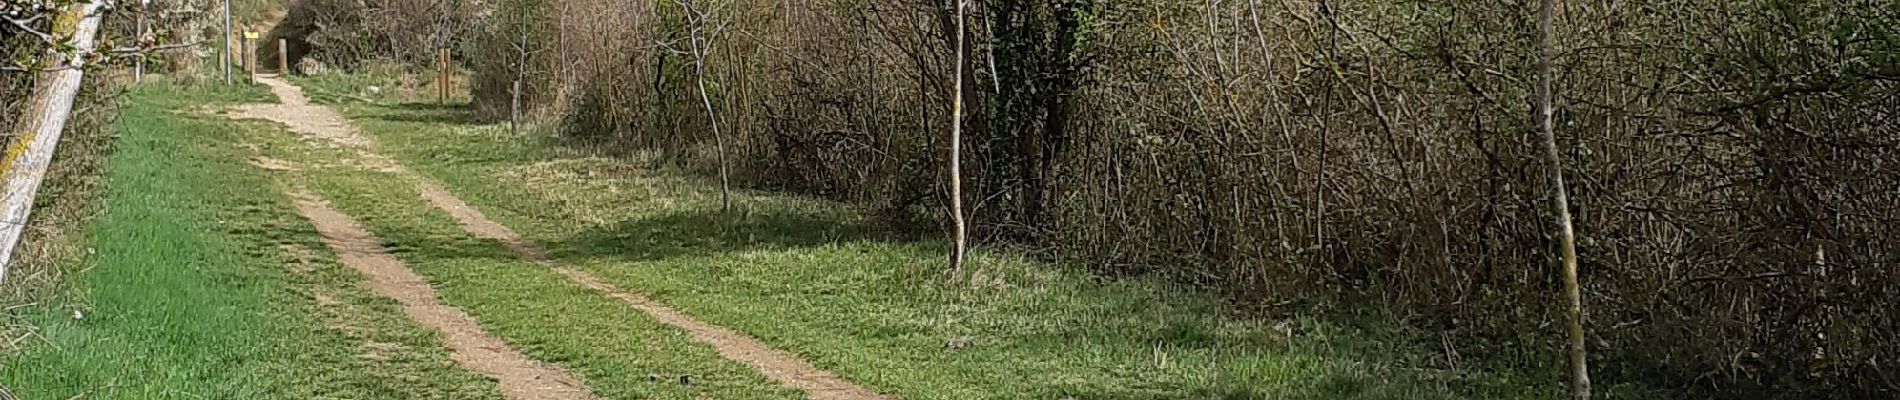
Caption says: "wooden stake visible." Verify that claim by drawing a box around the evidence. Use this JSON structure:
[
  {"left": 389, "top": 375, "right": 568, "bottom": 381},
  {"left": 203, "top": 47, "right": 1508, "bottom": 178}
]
[
  {"left": 278, "top": 38, "right": 289, "bottom": 75},
  {"left": 221, "top": 0, "right": 231, "bottom": 84},
  {"left": 438, "top": 49, "right": 450, "bottom": 104},
  {"left": 134, "top": 0, "right": 146, "bottom": 83},
  {"left": 246, "top": 36, "right": 256, "bottom": 82}
]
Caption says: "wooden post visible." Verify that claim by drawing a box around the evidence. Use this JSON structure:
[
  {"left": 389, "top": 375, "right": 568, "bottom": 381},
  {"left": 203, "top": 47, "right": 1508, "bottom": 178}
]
[
  {"left": 221, "top": 0, "right": 231, "bottom": 84},
  {"left": 438, "top": 49, "right": 450, "bottom": 104},
  {"left": 278, "top": 38, "right": 289, "bottom": 75},
  {"left": 0, "top": 0, "right": 111, "bottom": 282},
  {"left": 245, "top": 35, "right": 256, "bottom": 82},
  {"left": 134, "top": 0, "right": 146, "bottom": 83}
]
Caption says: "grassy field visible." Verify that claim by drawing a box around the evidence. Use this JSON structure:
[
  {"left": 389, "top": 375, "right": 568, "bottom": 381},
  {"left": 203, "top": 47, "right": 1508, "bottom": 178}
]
[
  {"left": 0, "top": 80, "right": 501, "bottom": 399},
  {"left": 0, "top": 72, "right": 1579, "bottom": 398},
  {"left": 296, "top": 74, "right": 1568, "bottom": 399},
  {"left": 237, "top": 79, "right": 800, "bottom": 399}
]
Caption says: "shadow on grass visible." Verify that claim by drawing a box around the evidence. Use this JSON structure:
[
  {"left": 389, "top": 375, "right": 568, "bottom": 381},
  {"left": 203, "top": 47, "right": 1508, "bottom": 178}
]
[
  {"left": 385, "top": 102, "right": 466, "bottom": 112},
  {"left": 383, "top": 231, "right": 525, "bottom": 264},
  {"left": 356, "top": 104, "right": 481, "bottom": 126},
  {"left": 541, "top": 205, "right": 881, "bottom": 263},
  {"left": 1035, "top": 375, "right": 1430, "bottom": 400},
  {"left": 525, "top": 203, "right": 1474, "bottom": 399}
]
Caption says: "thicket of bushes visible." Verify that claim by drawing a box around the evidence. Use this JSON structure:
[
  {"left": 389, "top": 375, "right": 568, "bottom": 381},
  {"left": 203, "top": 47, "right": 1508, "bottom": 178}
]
[
  {"left": 447, "top": 0, "right": 1896, "bottom": 397},
  {"left": 264, "top": 0, "right": 486, "bottom": 72}
]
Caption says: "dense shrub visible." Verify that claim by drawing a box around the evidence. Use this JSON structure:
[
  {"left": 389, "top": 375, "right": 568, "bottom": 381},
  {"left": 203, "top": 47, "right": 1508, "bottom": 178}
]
[
  {"left": 473, "top": 0, "right": 1900, "bottom": 397},
  {"left": 265, "top": 0, "right": 485, "bottom": 72},
  {"left": 465, "top": 0, "right": 553, "bottom": 121}
]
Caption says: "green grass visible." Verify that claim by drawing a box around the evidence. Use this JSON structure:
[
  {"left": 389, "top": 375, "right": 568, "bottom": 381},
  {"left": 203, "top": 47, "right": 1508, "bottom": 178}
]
[
  {"left": 0, "top": 79, "right": 501, "bottom": 399},
  {"left": 306, "top": 81, "right": 1567, "bottom": 399},
  {"left": 240, "top": 85, "right": 798, "bottom": 399}
]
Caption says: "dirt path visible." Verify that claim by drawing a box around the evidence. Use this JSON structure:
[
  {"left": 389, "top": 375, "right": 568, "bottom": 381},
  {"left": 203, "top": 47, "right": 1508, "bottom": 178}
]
[
  {"left": 290, "top": 191, "right": 597, "bottom": 400},
  {"left": 419, "top": 183, "right": 894, "bottom": 400},
  {"left": 228, "top": 77, "right": 403, "bottom": 173},
  {"left": 232, "top": 76, "right": 597, "bottom": 400},
  {"left": 236, "top": 76, "right": 890, "bottom": 400}
]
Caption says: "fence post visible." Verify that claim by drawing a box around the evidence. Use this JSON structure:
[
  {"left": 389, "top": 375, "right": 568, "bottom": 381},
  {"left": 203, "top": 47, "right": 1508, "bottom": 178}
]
[
  {"left": 134, "top": 0, "right": 146, "bottom": 83},
  {"left": 221, "top": 0, "right": 231, "bottom": 84},
  {"left": 438, "top": 49, "right": 450, "bottom": 104},
  {"left": 245, "top": 34, "right": 256, "bottom": 82},
  {"left": 278, "top": 38, "right": 288, "bottom": 75}
]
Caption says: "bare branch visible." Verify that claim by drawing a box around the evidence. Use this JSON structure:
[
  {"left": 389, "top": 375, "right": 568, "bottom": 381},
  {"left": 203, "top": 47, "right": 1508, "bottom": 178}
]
[{"left": 109, "top": 40, "right": 202, "bottom": 55}]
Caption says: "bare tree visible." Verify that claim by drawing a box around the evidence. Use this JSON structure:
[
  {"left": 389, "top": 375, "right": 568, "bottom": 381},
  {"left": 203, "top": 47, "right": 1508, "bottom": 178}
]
[
  {"left": 947, "top": 0, "right": 969, "bottom": 278},
  {"left": 507, "top": 11, "right": 547, "bottom": 136},
  {"left": 1314, "top": 0, "right": 1339, "bottom": 262},
  {"left": 667, "top": 0, "right": 733, "bottom": 211},
  {"left": 1536, "top": 0, "right": 1590, "bottom": 397}
]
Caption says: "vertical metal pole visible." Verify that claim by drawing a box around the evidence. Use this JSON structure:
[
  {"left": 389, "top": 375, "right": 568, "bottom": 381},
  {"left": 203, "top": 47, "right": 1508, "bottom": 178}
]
[{"left": 222, "top": 0, "right": 232, "bottom": 84}]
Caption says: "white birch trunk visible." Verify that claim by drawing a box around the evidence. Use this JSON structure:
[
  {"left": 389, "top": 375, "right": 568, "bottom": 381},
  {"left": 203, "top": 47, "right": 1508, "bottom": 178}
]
[{"left": 0, "top": 0, "right": 110, "bottom": 282}]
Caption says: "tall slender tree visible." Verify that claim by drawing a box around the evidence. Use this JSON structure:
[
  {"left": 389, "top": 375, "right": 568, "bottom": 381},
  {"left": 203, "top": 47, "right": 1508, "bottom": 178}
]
[
  {"left": 506, "top": 3, "right": 546, "bottom": 137},
  {"left": 947, "top": 0, "right": 969, "bottom": 278},
  {"left": 1535, "top": 0, "right": 1591, "bottom": 397},
  {"left": 1314, "top": 0, "right": 1339, "bottom": 261},
  {"left": 671, "top": 0, "right": 732, "bottom": 211}
]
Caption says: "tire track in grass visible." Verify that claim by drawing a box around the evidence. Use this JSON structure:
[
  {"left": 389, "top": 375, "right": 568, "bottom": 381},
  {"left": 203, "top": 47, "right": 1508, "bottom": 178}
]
[
  {"left": 418, "top": 181, "right": 893, "bottom": 400},
  {"left": 239, "top": 75, "right": 888, "bottom": 400},
  {"left": 289, "top": 190, "right": 598, "bottom": 400},
  {"left": 229, "top": 75, "right": 597, "bottom": 400}
]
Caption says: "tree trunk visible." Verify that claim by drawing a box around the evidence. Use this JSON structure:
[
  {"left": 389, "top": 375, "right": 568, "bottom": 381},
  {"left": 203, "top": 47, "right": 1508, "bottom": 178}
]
[
  {"left": 0, "top": 0, "right": 110, "bottom": 282},
  {"left": 1536, "top": 0, "right": 1592, "bottom": 397},
  {"left": 1314, "top": 0, "right": 1338, "bottom": 260},
  {"left": 948, "top": 0, "right": 969, "bottom": 277},
  {"left": 512, "top": 27, "right": 528, "bottom": 136},
  {"left": 686, "top": 18, "right": 731, "bottom": 212},
  {"left": 510, "top": 78, "right": 522, "bottom": 135}
]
